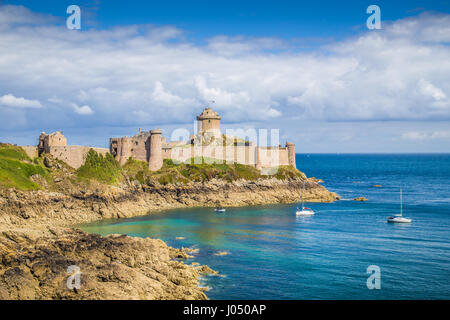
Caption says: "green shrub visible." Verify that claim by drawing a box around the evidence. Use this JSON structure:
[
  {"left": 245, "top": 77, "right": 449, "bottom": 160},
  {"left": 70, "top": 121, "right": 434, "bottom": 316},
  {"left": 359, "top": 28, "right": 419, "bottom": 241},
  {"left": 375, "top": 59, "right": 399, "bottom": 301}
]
[
  {"left": 274, "top": 165, "right": 306, "bottom": 180},
  {"left": 76, "top": 149, "right": 122, "bottom": 184},
  {"left": 122, "top": 156, "right": 306, "bottom": 186}
]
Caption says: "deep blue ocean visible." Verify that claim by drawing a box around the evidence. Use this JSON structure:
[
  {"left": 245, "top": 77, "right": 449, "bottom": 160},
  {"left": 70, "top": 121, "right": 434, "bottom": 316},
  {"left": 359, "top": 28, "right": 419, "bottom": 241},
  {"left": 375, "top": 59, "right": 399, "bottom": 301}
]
[{"left": 81, "top": 154, "right": 450, "bottom": 299}]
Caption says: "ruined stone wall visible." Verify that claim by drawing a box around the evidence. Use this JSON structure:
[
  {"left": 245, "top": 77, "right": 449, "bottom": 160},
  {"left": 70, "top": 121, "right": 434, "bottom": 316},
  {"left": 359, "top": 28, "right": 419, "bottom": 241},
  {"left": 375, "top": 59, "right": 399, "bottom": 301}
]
[
  {"left": 110, "top": 138, "right": 121, "bottom": 160},
  {"left": 39, "top": 131, "right": 67, "bottom": 155},
  {"left": 48, "top": 146, "right": 109, "bottom": 169},
  {"left": 130, "top": 135, "right": 149, "bottom": 162},
  {"left": 46, "top": 133, "right": 67, "bottom": 148},
  {"left": 111, "top": 132, "right": 150, "bottom": 165},
  {"left": 21, "top": 146, "right": 38, "bottom": 159}
]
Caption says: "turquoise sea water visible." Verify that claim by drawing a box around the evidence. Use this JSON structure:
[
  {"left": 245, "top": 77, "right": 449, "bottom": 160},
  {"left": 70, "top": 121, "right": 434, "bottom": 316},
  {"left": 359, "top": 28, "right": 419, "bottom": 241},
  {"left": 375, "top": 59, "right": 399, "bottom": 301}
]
[{"left": 81, "top": 154, "right": 450, "bottom": 299}]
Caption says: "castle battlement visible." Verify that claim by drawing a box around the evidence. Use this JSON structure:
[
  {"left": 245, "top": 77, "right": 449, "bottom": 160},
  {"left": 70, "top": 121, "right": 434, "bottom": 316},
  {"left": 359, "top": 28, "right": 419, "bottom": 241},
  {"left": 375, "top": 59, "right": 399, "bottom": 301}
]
[
  {"left": 110, "top": 106, "right": 296, "bottom": 171},
  {"left": 30, "top": 106, "right": 295, "bottom": 171}
]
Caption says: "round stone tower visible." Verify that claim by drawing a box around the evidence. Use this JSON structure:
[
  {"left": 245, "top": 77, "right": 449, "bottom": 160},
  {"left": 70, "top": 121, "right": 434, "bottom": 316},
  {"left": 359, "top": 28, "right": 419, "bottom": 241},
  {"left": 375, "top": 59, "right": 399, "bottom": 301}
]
[
  {"left": 197, "top": 107, "right": 221, "bottom": 136},
  {"left": 286, "top": 142, "right": 296, "bottom": 168},
  {"left": 119, "top": 137, "right": 132, "bottom": 166},
  {"left": 148, "top": 128, "right": 163, "bottom": 171},
  {"left": 255, "top": 147, "right": 262, "bottom": 170}
]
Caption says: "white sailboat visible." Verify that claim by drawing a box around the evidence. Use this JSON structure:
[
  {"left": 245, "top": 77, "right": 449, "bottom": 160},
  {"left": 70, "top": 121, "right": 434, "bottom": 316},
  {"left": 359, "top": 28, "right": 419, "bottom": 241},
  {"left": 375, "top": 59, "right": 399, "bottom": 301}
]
[
  {"left": 387, "top": 188, "right": 412, "bottom": 223},
  {"left": 296, "top": 182, "right": 315, "bottom": 216}
]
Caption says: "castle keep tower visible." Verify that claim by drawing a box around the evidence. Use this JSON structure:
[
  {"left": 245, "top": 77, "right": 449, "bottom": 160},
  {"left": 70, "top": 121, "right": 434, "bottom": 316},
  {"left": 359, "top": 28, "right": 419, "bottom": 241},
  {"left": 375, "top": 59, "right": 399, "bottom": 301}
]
[
  {"left": 197, "top": 107, "right": 221, "bottom": 135},
  {"left": 148, "top": 128, "right": 163, "bottom": 171},
  {"left": 108, "top": 107, "right": 297, "bottom": 172},
  {"left": 38, "top": 131, "right": 67, "bottom": 156},
  {"left": 286, "top": 142, "right": 296, "bottom": 168}
]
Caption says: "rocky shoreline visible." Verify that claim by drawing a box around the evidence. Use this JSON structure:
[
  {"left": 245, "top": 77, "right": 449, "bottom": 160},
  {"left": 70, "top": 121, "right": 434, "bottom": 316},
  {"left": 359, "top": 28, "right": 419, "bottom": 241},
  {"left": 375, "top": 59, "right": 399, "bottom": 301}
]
[
  {"left": 1, "top": 177, "right": 339, "bottom": 227},
  {"left": 0, "top": 177, "right": 338, "bottom": 300}
]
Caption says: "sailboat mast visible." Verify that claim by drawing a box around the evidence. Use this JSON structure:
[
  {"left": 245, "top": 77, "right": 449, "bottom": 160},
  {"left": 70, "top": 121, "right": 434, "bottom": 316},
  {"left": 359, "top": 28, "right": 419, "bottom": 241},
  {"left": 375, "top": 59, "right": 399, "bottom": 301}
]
[{"left": 400, "top": 188, "right": 403, "bottom": 216}]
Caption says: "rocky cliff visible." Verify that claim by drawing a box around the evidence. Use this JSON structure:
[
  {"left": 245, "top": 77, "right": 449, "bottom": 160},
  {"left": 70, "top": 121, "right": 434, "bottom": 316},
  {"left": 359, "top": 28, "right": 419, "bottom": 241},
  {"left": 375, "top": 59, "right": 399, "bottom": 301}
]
[
  {"left": 0, "top": 177, "right": 338, "bottom": 228},
  {"left": 0, "top": 228, "right": 208, "bottom": 300},
  {"left": 0, "top": 177, "right": 337, "bottom": 300},
  {"left": 0, "top": 146, "right": 338, "bottom": 300}
]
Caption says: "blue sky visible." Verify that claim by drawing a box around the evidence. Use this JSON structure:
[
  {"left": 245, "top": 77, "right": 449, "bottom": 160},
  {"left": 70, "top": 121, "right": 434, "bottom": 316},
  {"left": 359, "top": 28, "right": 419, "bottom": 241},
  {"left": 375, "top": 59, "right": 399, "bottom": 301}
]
[
  {"left": 8, "top": 0, "right": 450, "bottom": 38},
  {"left": 0, "top": 1, "right": 450, "bottom": 152}
]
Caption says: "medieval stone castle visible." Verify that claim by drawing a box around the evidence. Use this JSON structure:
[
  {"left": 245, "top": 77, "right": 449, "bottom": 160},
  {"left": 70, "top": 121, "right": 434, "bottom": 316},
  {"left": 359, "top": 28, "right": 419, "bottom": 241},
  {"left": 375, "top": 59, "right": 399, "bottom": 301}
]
[{"left": 27, "top": 107, "right": 296, "bottom": 172}]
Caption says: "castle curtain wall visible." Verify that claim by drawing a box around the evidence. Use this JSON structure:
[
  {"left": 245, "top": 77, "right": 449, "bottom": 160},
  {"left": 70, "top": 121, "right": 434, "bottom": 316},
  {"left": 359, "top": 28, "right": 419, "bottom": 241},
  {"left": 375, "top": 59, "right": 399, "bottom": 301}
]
[
  {"left": 108, "top": 107, "right": 296, "bottom": 170},
  {"left": 169, "top": 145, "right": 259, "bottom": 167},
  {"left": 257, "top": 147, "right": 289, "bottom": 168},
  {"left": 46, "top": 146, "right": 109, "bottom": 169}
]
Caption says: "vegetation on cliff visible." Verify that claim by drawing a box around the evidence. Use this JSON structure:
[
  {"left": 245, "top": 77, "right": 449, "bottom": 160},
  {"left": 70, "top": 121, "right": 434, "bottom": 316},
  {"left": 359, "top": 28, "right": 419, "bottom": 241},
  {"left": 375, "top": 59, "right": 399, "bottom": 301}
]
[
  {"left": 76, "top": 149, "right": 122, "bottom": 184},
  {"left": 123, "top": 157, "right": 306, "bottom": 186},
  {"left": 0, "top": 146, "right": 306, "bottom": 191},
  {"left": 0, "top": 144, "right": 49, "bottom": 190},
  {"left": 0, "top": 146, "right": 336, "bottom": 300}
]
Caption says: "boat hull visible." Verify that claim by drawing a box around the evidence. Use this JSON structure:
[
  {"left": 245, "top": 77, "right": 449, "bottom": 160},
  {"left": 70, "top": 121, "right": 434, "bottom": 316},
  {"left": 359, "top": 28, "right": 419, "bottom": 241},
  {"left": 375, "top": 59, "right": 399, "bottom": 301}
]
[
  {"left": 296, "top": 210, "right": 315, "bottom": 216},
  {"left": 387, "top": 216, "right": 412, "bottom": 223}
]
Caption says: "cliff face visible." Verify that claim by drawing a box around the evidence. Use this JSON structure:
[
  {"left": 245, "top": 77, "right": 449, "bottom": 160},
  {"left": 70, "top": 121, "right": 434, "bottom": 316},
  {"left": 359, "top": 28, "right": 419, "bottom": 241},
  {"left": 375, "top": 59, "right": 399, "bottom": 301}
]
[
  {"left": 0, "top": 174, "right": 338, "bottom": 300},
  {"left": 0, "top": 177, "right": 338, "bottom": 228}
]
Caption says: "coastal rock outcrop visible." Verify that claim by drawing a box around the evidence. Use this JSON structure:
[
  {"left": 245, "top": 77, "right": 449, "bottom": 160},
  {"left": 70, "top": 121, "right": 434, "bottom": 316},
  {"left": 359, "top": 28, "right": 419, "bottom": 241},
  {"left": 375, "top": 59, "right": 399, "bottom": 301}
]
[
  {"left": 0, "top": 178, "right": 338, "bottom": 228},
  {"left": 0, "top": 172, "right": 337, "bottom": 300},
  {"left": 0, "top": 228, "right": 209, "bottom": 300}
]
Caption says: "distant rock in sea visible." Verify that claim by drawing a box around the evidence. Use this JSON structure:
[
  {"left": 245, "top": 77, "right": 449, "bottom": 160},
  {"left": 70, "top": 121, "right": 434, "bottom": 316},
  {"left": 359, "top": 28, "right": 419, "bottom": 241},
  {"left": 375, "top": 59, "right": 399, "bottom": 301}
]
[
  {"left": 214, "top": 251, "right": 229, "bottom": 256},
  {"left": 354, "top": 197, "right": 368, "bottom": 202}
]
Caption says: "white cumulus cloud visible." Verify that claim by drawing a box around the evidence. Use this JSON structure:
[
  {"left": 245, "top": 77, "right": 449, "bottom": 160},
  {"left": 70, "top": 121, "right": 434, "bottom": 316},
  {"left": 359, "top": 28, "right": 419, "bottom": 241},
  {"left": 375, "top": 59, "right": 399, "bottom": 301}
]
[
  {"left": 0, "top": 94, "right": 42, "bottom": 108},
  {"left": 417, "top": 79, "right": 447, "bottom": 101},
  {"left": 71, "top": 103, "right": 94, "bottom": 115},
  {"left": 0, "top": 5, "right": 449, "bottom": 150}
]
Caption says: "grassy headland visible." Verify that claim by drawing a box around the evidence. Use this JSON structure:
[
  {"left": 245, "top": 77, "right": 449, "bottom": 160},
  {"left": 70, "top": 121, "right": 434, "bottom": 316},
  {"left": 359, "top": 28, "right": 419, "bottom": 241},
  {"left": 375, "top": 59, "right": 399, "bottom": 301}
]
[
  {"left": 0, "top": 145, "right": 337, "bottom": 300},
  {"left": 123, "top": 157, "right": 306, "bottom": 186},
  {"left": 0, "top": 144, "right": 307, "bottom": 192},
  {"left": 0, "top": 144, "right": 49, "bottom": 190}
]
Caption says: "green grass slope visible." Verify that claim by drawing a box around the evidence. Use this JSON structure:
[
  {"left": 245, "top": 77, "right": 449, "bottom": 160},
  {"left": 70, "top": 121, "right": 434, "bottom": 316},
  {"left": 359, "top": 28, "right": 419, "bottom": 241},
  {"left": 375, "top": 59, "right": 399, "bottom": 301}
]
[
  {"left": 0, "top": 144, "right": 306, "bottom": 190},
  {"left": 0, "top": 144, "right": 49, "bottom": 190}
]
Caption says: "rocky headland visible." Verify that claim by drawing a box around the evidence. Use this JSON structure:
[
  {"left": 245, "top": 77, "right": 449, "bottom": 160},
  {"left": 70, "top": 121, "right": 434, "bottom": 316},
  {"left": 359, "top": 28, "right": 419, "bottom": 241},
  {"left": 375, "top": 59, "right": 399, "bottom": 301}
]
[{"left": 0, "top": 144, "right": 339, "bottom": 300}]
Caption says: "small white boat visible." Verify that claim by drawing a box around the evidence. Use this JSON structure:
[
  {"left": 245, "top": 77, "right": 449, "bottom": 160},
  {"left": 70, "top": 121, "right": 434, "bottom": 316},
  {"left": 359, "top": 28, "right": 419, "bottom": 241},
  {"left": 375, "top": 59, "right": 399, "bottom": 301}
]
[
  {"left": 296, "top": 182, "right": 315, "bottom": 216},
  {"left": 296, "top": 206, "right": 315, "bottom": 216},
  {"left": 214, "top": 207, "right": 226, "bottom": 213},
  {"left": 387, "top": 188, "right": 412, "bottom": 223}
]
